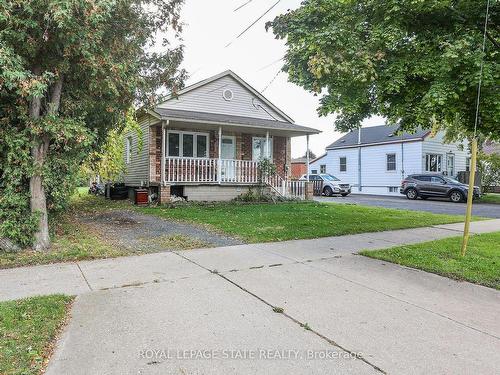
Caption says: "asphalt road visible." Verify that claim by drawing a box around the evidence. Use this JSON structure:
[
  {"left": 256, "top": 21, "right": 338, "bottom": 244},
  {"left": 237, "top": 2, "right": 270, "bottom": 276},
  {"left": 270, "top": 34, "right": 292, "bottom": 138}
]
[{"left": 315, "top": 194, "right": 500, "bottom": 218}]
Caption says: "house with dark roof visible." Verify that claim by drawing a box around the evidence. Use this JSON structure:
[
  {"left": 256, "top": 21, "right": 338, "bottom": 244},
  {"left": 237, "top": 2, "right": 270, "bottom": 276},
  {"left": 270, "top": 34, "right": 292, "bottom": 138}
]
[
  {"left": 310, "top": 125, "right": 469, "bottom": 196},
  {"left": 123, "top": 70, "right": 319, "bottom": 202}
]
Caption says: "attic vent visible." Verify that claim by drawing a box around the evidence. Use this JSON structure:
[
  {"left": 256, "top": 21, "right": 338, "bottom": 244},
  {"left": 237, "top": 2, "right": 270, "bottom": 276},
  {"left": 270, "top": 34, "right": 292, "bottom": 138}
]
[{"left": 222, "top": 89, "right": 234, "bottom": 101}]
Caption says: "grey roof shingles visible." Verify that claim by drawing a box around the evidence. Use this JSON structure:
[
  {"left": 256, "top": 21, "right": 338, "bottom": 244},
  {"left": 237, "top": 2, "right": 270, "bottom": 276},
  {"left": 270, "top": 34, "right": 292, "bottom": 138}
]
[
  {"left": 327, "top": 125, "right": 430, "bottom": 149},
  {"left": 153, "top": 108, "right": 319, "bottom": 135}
]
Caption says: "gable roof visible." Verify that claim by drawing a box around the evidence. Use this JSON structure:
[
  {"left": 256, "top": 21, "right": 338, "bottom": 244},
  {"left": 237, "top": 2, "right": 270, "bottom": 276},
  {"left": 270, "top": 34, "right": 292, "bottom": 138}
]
[
  {"left": 161, "top": 70, "right": 295, "bottom": 123},
  {"left": 326, "top": 125, "right": 430, "bottom": 149},
  {"left": 151, "top": 108, "right": 319, "bottom": 135}
]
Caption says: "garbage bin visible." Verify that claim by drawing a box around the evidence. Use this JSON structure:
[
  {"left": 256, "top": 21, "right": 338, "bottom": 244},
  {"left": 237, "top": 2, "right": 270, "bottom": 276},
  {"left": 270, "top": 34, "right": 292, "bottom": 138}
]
[{"left": 134, "top": 189, "right": 149, "bottom": 206}]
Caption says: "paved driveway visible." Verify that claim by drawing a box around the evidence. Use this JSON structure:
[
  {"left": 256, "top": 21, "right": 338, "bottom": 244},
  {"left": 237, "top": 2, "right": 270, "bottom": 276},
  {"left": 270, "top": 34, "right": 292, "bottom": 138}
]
[
  {"left": 11, "top": 219, "right": 493, "bottom": 375},
  {"left": 315, "top": 194, "right": 500, "bottom": 218}
]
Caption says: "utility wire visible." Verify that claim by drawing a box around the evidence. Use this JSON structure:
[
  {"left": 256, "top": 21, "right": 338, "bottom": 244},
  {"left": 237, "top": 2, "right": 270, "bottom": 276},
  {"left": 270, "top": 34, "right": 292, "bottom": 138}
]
[
  {"left": 261, "top": 68, "right": 281, "bottom": 93},
  {"left": 473, "top": 0, "right": 491, "bottom": 136},
  {"left": 225, "top": 0, "right": 281, "bottom": 48},
  {"left": 256, "top": 57, "right": 284, "bottom": 72},
  {"left": 234, "top": 0, "right": 253, "bottom": 12}
]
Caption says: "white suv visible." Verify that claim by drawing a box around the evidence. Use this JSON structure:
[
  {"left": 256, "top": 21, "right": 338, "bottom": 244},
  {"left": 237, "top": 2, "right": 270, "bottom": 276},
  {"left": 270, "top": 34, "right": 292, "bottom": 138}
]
[{"left": 299, "top": 173, "right": 351, "bottom": 197}]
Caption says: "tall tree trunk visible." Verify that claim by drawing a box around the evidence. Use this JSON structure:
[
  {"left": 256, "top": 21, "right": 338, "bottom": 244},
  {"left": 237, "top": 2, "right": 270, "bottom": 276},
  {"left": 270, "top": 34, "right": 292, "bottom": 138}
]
[
  {"left": 30, "top": 134, "right": 50, "bottom": 251},
  {"left": 29, "top": 74, "right": 63, "bottom": 251}
]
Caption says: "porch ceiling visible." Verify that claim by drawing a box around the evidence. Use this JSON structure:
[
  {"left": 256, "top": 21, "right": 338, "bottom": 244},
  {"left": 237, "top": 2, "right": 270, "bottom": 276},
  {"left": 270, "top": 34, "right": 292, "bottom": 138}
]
[{"left": 150, "top": 108, "right": 320, "bottom": 137}]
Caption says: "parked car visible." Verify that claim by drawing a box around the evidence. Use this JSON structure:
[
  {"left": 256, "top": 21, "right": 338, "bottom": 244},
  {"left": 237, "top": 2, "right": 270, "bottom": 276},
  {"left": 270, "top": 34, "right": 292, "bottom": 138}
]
[
  {"left": 300, "top": 173, "right": 351, "bottom": 197},
  {"left": 400, "top": 174, "right": 481, "bottom": 203}
]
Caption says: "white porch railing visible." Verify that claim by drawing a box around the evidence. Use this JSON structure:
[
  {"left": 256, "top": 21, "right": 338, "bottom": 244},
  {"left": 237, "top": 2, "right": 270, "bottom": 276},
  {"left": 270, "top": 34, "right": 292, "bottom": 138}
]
[
  {"left": 165, "top": 158, "right": 259, "bottom": 184},
  {"left": 164, "top": 157, "right": 306, "bottom": 200},
  {"left": 264, "top": 174, "right": 306, "bottom": 200}
]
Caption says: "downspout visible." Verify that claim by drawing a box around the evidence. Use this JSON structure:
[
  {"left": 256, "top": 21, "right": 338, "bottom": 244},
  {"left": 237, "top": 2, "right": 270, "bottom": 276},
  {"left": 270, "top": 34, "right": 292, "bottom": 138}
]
[
  {"left": 358, "top": 126, "right": 362, "bottom": 192},
  {"left": 160, "top": 120, "right": 168, "bottom": 186}
]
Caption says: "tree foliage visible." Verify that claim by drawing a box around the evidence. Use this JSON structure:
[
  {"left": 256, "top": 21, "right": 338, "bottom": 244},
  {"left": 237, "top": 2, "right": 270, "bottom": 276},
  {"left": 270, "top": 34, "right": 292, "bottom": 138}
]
[
  {"left": 81, "top": 109, "right": 143, "bottom": 183},
  {"left": 268, "top": 0, "right": 499, "bottom": 140},
  {"left": 478, "top": 152, "right": 500, "bottom": 192},
  {"left": 0, "top": 0, "right": 186, "bottom": 247}
]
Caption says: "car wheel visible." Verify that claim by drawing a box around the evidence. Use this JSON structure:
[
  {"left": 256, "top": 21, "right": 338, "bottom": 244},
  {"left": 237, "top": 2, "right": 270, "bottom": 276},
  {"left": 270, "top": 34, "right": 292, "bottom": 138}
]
[
  {"left": 323, "top": 186, "right": 333, "bottom": 197},
  {"left": 406, "top": 188, "right": 418, "bottom": 200},
  {"left": 341, "top": 193, "right": 349, "bottom": 197},
  {"left": 449, "top": 190, "right": 464, "bottom": 203}
]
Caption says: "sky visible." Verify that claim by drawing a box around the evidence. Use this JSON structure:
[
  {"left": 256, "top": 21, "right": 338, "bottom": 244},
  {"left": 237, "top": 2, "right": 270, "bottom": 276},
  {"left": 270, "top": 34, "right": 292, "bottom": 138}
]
[{"left": 177, "top": 0, "right": 385, "bottom": 158}]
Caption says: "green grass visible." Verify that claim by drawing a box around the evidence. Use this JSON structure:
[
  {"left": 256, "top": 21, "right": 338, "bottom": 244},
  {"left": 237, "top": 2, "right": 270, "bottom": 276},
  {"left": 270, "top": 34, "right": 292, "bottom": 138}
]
[
  {"left": 0, "top": 216, "right": 131, "bottom": 269},
  {"left": 0, "top": 190, "right": 133, "bottom": 269},
  {"left": 478, "top": 193, "right": 500, "bottom": 204},
  {"left": 138, "top": 201, "right": 468, "bottom": 243},
  {"left": 361, "top": 232, "right": 500, "bottom": 290},
  {"left": 0, "top": 295, "right": 73, "bottom": 375}
]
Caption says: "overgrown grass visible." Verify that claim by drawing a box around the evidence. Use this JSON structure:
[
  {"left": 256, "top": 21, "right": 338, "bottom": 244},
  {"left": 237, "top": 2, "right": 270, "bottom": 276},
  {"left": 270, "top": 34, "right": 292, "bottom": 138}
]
[
  {"left": 0, "top": 295, "right": 73, "bottom": 375},
  {"left": 0, "top": 214, "right": 132, "bottom": 269},
  {"left": 138, "top": 201, "right": 468, "bottom": 243},
  {"left": 361, "top": 232, "right": 500, "bottom": 290},
  {"left": 478, "top": 193, "right": 500, "bottom": 204}
]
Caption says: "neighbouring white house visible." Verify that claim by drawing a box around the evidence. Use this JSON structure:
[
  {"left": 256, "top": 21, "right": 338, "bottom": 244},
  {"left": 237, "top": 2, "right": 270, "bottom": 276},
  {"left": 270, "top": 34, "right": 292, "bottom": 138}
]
[{"left": 309, "top": 125, "right": 469, "bottom": 196}]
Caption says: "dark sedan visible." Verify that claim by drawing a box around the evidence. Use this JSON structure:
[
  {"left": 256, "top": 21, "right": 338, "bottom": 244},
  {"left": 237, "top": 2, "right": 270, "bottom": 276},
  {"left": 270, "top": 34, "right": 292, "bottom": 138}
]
[{"left": 400, "top": 174, "right": 481, "bottom": 203}]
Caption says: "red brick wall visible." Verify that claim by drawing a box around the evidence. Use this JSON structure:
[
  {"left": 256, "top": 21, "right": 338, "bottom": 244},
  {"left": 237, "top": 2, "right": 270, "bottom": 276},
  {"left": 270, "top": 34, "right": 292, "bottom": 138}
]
[{"left": 291, "top": 163, "right": 307, "bottom": 179}]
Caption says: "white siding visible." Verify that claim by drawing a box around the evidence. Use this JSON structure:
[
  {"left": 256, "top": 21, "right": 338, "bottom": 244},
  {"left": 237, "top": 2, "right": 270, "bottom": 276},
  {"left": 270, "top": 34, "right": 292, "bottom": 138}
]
[
  {"left": 123, "top": 115, "right": 155, "bottom": 186},
  {"left": 422, "top": 132, "right": 468, "bottom": 176},
  {"left": 157, "top": 75, "right": 287, "bottom": 121},
  {"left": 311, "top": 141, "right": 424, "bottom": 196}
]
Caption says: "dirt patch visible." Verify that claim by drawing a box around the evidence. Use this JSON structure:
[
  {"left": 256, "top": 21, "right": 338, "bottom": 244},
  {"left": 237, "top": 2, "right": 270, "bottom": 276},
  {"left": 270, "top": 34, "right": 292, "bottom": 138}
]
[{"left": 78, "top": 209, "right": 243, "bottom": 253}]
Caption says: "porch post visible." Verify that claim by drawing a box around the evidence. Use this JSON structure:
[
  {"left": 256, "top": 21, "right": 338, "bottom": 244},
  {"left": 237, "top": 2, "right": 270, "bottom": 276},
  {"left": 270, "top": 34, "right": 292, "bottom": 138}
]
[
  {"left": 265, "top": 131, "right": 270, "bottom": 159},
  {"left": 161, "top": 121, "right": 166, "bottom": 185},
  {"left": 217, "top": 126, "right": 222, "bottom": 184},
  {"left": 306, "top": 134, "right": 310, "bottom": 181}
]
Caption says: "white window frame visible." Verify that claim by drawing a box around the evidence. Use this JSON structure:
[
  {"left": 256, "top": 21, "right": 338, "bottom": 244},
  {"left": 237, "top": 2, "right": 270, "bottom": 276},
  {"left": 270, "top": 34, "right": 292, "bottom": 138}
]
[
  {"left": 386, "top": 153, "right": 397, "bottom": 172},
  {"left": 252, "top": 136, "right": 273, "bottom": 162},
  {"left": 425, "top": 153, "right": 443, "bottom": 172},
  {"left": 166, "top": 130, "right": 210, "bottom": 158},
  {"left": 320, "top": 164, "right": 326, "bottom": 173},
  {"left": 339, "top": 156, "right": 347, "bottom": 172},
  {"left": 125, "top": 137, "right": 132, "bottom": 164}
]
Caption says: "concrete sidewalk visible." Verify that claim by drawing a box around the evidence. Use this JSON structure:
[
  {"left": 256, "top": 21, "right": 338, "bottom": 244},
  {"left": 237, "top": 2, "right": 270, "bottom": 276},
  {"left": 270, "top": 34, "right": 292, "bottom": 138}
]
[
  {"left": 38, "top": 218, "right": 500, "bottom": 375},
  {"left": 1, "top": 219, "right": 499, "bottom": 302}
]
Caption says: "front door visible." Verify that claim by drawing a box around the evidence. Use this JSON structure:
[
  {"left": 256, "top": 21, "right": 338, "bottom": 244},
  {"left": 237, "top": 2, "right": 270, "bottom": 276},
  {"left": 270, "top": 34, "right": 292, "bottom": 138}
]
[{"left": 221, "top": 135, "right": 236, "bottom": 180}]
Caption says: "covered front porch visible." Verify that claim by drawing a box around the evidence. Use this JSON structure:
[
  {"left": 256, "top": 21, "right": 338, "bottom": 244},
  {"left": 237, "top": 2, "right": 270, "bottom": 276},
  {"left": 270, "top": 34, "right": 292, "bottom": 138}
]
[{"left": 146, "top": 108, "right": 319, "bottom": 199}]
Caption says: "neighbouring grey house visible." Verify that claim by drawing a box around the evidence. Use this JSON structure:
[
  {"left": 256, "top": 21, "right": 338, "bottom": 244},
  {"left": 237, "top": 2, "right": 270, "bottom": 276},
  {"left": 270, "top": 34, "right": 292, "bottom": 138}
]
[
  {"left": 123, "top": 70, "right": 319, "bottom": 202},
  {"left": 309, "top": 125, "right": 469, "bottom": 196}
]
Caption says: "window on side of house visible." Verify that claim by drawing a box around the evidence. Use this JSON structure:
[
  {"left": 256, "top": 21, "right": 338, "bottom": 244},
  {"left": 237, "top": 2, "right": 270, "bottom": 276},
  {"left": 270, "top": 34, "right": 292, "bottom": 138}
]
[
  {"left": 386, "top": 153, "right": 396, "bottom": 171},
  {"left": 311, "top": 169, "right": 318, "bottom": 174},
  {"left": 320, "top": 164, "right": 326, "bottom": 173},
  {"left": 252, "top": 137, "right": 273, "bottom": 161},
  {"left": 125, "top": 137, "right": 132, "bottom": 164},
  {"left": 339, "top": 157, "right": 347, "bottom": 172},
  {"left": 388, "top": 186, "right": 399, "bottom": 193},
  {"left": 465, "top": 157, "right": 471, "bottom": 172},
  {"left": 167, "top": 131, "right": 209, "bottom": 158},
  {"left": 425, "top": 154, "right": 442, "bottom": 172}
]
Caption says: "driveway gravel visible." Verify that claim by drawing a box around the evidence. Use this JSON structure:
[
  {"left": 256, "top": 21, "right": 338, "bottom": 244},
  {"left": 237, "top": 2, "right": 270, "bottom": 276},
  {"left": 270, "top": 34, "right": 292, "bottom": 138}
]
[{"left": 79, "top": 209, "right": 244, "bottom": 252}]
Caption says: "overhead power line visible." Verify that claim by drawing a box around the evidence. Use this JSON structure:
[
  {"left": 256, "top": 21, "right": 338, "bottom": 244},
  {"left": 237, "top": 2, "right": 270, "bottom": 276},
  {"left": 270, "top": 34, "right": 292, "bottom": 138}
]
[
  {"left": 234, "top": 0, "right": 253, "bottom": 12},
  {"left": 261, "top": 68, "right": 281, "bottom": 93},
  {"left": 225, "top": 0, "right": 281, "bottom": 48}
]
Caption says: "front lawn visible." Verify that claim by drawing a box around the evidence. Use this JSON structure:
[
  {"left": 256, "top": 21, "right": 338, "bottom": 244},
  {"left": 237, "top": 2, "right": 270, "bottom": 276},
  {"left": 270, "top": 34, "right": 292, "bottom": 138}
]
[
  {"left": 139, "top": 201, "right": 467, "bottom": 243},
  {"left": 0, "top": 295, "right": 73, "bottom": 375},
  {"left": 479, "top": 193, "right": 500, "bottom": 204},
  {"left": 361, "top": 232, "right": 500, "bottom": 290}
]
